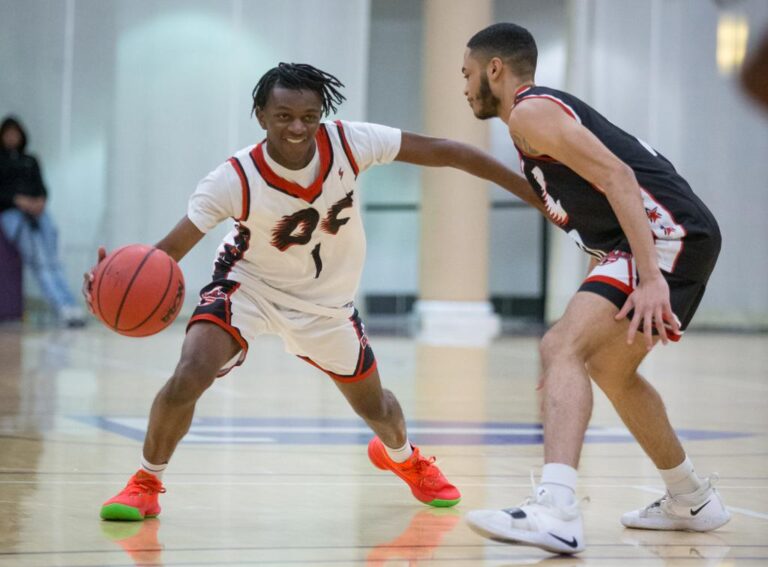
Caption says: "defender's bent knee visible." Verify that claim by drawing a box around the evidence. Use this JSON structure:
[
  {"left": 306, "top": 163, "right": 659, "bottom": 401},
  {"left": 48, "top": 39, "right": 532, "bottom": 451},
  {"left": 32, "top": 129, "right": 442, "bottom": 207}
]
[{"left": 539, "top": 326, "right": 581, "bottom": 366}]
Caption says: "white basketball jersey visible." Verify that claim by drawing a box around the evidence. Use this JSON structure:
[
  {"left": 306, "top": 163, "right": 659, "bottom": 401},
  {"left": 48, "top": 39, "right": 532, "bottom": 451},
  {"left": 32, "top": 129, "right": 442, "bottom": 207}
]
[{"left": 187, "top": 120, "right": 401, "bottom": 317}]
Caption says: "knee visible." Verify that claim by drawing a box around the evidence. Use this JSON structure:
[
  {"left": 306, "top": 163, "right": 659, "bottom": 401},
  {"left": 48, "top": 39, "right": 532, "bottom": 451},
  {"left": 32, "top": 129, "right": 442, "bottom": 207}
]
[
  {"left": 162, "top": 357, "right": 217, "bottom": 405},
  {"left": 539, "top": 326, "right": 579, "bottom": 366}
]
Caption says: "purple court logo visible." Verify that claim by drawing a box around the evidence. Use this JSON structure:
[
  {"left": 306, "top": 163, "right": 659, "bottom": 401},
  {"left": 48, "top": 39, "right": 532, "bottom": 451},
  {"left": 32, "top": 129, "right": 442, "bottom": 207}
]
[{"left": 77, "top": 416, "right": 751, "bottom": 446}]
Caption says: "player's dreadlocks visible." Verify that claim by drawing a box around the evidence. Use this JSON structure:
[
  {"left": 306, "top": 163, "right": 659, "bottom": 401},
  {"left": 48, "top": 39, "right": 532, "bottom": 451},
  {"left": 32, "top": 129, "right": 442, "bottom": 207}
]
[{"left": 252, "top": 63, "right": 346, "bottom": 117}]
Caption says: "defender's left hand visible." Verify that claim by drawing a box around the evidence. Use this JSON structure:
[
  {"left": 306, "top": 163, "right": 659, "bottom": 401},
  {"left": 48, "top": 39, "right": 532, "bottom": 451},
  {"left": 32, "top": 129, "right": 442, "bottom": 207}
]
[{"left": 615, "top": 275, "right": 680, "bottom": 350}]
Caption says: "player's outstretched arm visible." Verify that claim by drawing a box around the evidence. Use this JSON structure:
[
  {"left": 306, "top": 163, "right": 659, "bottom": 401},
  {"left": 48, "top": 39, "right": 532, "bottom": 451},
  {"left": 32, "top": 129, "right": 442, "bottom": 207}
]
[
  {"left": 394, "top": 131, "right": 546, "bottom": 215},
  {"left": 154, "top": 215, "right": 205, "bottom": 263}
]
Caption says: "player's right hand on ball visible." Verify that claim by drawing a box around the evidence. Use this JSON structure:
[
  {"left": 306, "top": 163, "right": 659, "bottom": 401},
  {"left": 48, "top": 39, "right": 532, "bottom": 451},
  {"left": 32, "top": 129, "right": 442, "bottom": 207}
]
[{"left": 82, "top": 246, "right": 107, "bottom": 314}]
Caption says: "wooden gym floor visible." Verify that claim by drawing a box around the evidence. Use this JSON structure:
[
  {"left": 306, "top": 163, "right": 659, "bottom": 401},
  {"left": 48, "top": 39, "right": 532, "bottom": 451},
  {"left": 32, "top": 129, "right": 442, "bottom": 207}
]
[{"left": 0, "top": 322, "right": 766, "bottom": 566}]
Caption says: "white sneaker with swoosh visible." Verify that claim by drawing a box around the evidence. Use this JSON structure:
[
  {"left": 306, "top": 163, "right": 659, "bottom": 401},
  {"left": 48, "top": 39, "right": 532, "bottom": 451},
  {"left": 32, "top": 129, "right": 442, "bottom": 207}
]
[
  {"left": 466, "top": 487, "right": 584, "bottom": 555},
  {"left": 622, "top": 475, "right": 730, "bottom": 531}
]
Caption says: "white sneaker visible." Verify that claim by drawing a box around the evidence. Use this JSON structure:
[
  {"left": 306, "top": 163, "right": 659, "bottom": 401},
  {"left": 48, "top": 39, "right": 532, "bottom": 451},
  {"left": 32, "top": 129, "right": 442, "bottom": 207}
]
[
  {"left": 466, "top": 487, "right": 585, "bottom": 554},
  {"left": 622, "top": 475, "right": 730, "bottom": 532}
]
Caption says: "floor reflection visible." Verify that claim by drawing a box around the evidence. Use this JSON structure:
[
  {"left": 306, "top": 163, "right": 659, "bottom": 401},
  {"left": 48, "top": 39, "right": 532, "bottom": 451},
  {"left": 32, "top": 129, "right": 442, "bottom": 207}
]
[
  {"left": 366, "top": 508, "right": 460, "bottom": 566},
  {"left": 621, "top": 529, "right": 732, "bottom": 566},
  {"left": 101, "top": 518, "right": 164, "bottom": 566}
]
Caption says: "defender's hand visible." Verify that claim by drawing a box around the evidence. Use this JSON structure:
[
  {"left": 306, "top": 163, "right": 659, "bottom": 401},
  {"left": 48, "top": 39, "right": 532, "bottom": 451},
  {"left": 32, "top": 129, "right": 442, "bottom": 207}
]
[{"left": 615, "top": 275, "right": 680, "bottom": 350}]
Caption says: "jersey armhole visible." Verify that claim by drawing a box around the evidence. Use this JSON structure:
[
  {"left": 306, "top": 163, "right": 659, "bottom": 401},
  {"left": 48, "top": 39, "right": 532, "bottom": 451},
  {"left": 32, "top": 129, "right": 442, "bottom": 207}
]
[
  {"left": 227, "top": 157, "right": 251, "bottom": 222},
  {"left": 515, "top": 95, "right": 582, "bottom": 124},
  {"left": 334, "top": 120, "right": 360, "bottom": 178}
]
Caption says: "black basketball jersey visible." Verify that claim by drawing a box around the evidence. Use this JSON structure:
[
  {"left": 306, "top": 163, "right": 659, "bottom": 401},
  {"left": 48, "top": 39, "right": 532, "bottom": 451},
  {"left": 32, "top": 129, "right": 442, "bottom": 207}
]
[{"left": 513, "top": 85, "right": 720, "bottom": 280}]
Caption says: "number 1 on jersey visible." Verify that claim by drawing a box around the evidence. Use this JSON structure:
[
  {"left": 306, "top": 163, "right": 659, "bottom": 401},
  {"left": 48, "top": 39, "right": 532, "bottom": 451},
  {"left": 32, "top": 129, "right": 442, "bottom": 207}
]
[{"left": 311, "top": 243, "right": 322, "bottom": 278}]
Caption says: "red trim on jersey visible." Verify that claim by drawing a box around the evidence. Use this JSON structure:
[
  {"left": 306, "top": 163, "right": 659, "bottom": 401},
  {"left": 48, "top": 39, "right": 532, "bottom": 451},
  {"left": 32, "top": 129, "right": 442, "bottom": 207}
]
[
  {"left": 514, "top": 85, "right": 533, "bottom": 97},
  {"left": 228, "top": 157, "right": 250, "bottom": 221},
  {"left": 513, "top": 91, "right": 582, "bottom": 162},
  {"left": 584, "top": 275, "right": 633, "bottom": 296},
  {"left": 515, "top": 94, "right": 580, "bottom": 122},
  {"left": 334, "top": 120, "right": 359, "bottom": 178},
  {"left": 299, "top": 355, "right": 378, "bottom": 383},
  {"left": 249, "top": 125, "right": 333, "bottom": 204}
]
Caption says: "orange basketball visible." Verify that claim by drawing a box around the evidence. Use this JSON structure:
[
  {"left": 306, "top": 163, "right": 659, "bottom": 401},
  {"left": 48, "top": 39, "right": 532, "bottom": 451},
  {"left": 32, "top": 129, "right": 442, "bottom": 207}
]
[{"left": 91, "top": 244, "right": 185, "bottom": 337}]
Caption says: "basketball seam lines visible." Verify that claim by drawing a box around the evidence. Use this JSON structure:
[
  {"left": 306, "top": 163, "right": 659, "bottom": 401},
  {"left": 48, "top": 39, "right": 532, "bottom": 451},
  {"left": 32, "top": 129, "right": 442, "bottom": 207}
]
[
  {"left": 122, "top": 255, "right": 177, "bottom": 333},
  {"left": 95, "top": 248, "right": 127, "bottom": 328},
  {"left": 113, "top": 248, "right": 157, "bottom": 330}
]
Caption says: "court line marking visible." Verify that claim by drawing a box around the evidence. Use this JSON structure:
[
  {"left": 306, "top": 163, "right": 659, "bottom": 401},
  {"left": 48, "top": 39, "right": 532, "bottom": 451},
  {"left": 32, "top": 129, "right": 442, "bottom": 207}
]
[
  {"left": 632, "top": 485, "right": 768, "bottom": 520},
  {"left": 80, "top": 416, "right": 755, "bottom": 445},
  {"left": 3, "top": 542, "right": 768, "bottom": 556},
  {"left": 2, "top": 469, "right": 768, "bottom": 481},
  {"left": 0, "top": 479, "right": 765, "bottom": 492}
]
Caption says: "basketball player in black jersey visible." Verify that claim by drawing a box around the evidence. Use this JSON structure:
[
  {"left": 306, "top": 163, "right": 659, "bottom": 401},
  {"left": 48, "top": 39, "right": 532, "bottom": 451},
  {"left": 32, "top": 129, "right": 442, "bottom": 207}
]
[{"left": 460, "top": 23, "right": 729, "bottom": 555}]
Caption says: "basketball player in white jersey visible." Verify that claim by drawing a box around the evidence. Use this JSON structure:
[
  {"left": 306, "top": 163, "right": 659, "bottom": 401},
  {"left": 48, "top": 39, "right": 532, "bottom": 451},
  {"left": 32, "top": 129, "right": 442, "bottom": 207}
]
[{"left": 87, "top": 63, "right": 542, "bottom": 521}]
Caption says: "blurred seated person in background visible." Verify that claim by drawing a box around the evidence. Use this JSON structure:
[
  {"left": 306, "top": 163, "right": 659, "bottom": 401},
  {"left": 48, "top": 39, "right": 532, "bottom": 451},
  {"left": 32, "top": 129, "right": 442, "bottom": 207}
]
[{"left": 0, "top": 116, "right": 85, "bottom": 327}]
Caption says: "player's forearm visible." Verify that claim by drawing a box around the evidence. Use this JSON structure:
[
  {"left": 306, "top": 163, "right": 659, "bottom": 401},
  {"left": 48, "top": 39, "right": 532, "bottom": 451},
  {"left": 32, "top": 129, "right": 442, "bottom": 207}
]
[
  {"left": 155, "top": 216, "right": 205, "bottom": 262},
  {"left": 442, "top": 140, "right": 546, "bottom": 214},
  {"left": 480, "top": 163, "right": 547, "bottom": 214},
  {"left": 398, "top": 133, "right": 545, "bottom": 213},
  {"left": 602, "top": 167, "right": 661, "bottom": 279}
]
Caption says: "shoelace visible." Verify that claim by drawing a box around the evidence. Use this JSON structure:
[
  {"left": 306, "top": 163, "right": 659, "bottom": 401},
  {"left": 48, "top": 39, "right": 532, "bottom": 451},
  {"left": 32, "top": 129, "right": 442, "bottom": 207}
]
[
  {"left": 646, "top": 473, "right": 719, "bottom": 511},
  {"left": 645, "top": 495, "right": 668, "bottom": 511},
  {"left": 412, "top": 454, "right": 442, "bottom": 488},
  {"left": 125, "top": 475, "right": 166, "bottom": 496}
]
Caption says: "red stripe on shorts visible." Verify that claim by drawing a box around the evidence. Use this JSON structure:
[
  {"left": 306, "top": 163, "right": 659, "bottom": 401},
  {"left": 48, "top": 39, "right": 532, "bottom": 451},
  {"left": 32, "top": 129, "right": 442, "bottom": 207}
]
[{"left": 584, "top": 275, "right": 633, "bottom": 296}]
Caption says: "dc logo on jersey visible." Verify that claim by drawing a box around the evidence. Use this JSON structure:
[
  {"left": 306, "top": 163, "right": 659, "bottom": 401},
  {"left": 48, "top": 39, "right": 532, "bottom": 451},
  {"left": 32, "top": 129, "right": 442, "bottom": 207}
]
[{"left": 199, "top": 286, "right": 227, "bottom": 306}]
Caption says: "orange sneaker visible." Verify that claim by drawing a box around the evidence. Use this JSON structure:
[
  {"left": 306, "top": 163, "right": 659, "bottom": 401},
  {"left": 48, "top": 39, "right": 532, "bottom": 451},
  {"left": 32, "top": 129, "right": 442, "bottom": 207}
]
[
  {"left": 367, "top": 436, "right": 461, "bottom": 507},
  {"left": 101, "top": 470, "right": 165, "bottom": 521}
]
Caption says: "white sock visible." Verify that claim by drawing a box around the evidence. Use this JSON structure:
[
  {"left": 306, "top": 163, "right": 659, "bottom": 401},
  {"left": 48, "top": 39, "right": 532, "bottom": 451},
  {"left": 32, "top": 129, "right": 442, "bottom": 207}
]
[
  {"left": 539, "top": 463, "right": 578, "bottom": 507},
  {"left": 659, "top": 455, "right": 703, "bottom": 497},
  {"left": 141, "top": 456, "right": 167, "bottom": 480},
  {"left": 384, "top": 439, "right": 413, "bottom": 463}
]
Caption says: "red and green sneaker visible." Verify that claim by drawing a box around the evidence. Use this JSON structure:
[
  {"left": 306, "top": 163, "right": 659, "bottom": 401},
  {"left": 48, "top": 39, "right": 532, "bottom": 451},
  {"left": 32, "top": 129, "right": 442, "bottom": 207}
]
[
  {"left": 368, "top": 436, "right": 461, "bottom": 507},
  {"left": 100, "top": 470, "right": 165, "bottom": 521}
]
